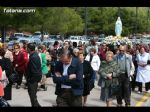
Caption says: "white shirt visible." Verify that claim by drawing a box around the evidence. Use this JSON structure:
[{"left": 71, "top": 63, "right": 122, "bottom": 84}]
[
  {"left": 136, "top": 53, "right": 150, "bottom": 83},
  {"left": 38, "top": 53, "right": 42, "bottom": 67},
  {"left": 136, "top": 53, "right": 150, "bottom": 70},
  {"left": 61, "top": 64, "right": 71, "bottom": 88},
  {"left": 85, "top": 54, "right": 101, "bottom": 71}
]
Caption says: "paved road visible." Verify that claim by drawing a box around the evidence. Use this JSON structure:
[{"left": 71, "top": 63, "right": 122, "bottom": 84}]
[{"left": 7, "top": 78, "right": 150, "bottom": 107}]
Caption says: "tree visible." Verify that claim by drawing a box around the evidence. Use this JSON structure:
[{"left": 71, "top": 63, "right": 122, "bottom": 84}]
[{"left": 1, "top": 7, "right": 150, "bottom": 38}]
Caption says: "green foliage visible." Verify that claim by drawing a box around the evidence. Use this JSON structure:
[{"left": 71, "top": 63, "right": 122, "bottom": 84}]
[
  {"left": 0, "top": 7, "right": 150, "bottom": 36},
  {"left": 20, "top": 7, "right": 83, "bottom": 34}
]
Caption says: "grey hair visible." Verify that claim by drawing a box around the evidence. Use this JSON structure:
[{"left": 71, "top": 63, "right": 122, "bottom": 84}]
[
  {"left": 73, "top": 48, "right": 79, "bottom": 53},
  {"left": 106, "top": 51, "right": 114, "bottom": 57}
]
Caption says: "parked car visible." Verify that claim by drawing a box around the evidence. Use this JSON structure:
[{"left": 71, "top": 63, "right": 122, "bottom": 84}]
[
  {"left": 96, "top": 38, "right": 105, "bottom": 45},
  {"left": 23, "top": 34, "right": 32, "bottom": 38},
  {"left": 42, "top": 38, "right": 63, "bottom": 47},
  {"left": 99, "top": 34, "right": 105, "bottom": 38},
  {"left": 8, "top": 40, "right": 16, "bottom": 47},
  {"left": 14, "top": 33, "right": 24, "bottom": 37},
  {"left": 9, "top": 36, "right": 24, "bottom": 41},
  {"left": 31, "top": 38, "right": 41, "bottom": 45},
  {"left": 48, "top": 35, "right": 64, "bottom": 40},
  {"left": 16, "top": 37, "right": 34, "bottom": 43},
  {"left": 140, "top": 38, "right": 150, "bottom": 45},
  {"left": 65, "top": 36, "right": 89, "bottom": 46},
  {"left": 33, "top": 31, "right": 49, "bottom": 39},
  {"left": 42, "top": 39, "right": 56, "bottom": 47}
]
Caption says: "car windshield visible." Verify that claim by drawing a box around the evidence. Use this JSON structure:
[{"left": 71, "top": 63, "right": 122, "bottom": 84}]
[
  {"left": 20, "top": 40, "right": 28, "bottom": 43},
  {"left": 12, "top": 37, "right": 19, "bottom": 40},
  {"left": 15, "top": 34, "right": 23, "bottom": 37},
  {"left": 49, "top": 35, "right": 57, "bottom": 39},
  {"left": 33, "top": 33, "right": 41, "bottom": 36}
]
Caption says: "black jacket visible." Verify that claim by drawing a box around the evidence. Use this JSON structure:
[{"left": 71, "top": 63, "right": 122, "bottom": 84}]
[
  {"left": 53, "top": 57, "right": 84, "bottom": 96},
  {"left": 0, "top": 57, "right": 12, "bottom": 79},
  {"left": 83, "top": 60, "right": 93, "bottom": 83},
  {"left": 27, "top": 52, "right": 42, "bottom": 83},
  {"left": 0, "top": 57, "right": 12, "bottom": 101},
  {"left": 82, "top": 60, "right": 94, "bottom": 92}
]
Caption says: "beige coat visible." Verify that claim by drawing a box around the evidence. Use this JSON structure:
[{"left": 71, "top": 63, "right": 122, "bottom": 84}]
[{"left": 5, "top": 49, "right": 13, "bottom": 62}]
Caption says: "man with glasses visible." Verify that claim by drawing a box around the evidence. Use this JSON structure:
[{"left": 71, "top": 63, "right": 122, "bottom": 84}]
[{"left": 115, "top": 45, "right": 135, "bottom": 107}]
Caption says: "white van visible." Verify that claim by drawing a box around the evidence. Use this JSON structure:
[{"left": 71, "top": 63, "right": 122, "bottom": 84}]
[
  {"left": 33, "top": 31, "right": 49, "bottom": 39},
  {"left": 14, "top": 33, "right": 24, "bottom": 37},
  {"left": 65, "top": 36, "right": 88, "bottom": 46}
]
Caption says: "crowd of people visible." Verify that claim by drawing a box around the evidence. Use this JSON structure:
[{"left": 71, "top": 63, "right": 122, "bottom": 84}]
[{"left": 0, "top": 39, "right": 150, "bottom": 107}]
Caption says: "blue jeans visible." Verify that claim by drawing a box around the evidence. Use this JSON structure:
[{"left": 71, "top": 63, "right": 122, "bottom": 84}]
[{"left": 92, "top": 71, "right": 96, "bottom": 81}]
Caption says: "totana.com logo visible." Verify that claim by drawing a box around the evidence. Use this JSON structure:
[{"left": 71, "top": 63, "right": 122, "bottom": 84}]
[{"left": 3, "top": 8, "right": 36, "bottom": 13}]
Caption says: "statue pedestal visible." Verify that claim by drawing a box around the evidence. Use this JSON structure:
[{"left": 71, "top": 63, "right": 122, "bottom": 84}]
[{"left": 103, "top": 35, "right": 132, "bottom": 47}]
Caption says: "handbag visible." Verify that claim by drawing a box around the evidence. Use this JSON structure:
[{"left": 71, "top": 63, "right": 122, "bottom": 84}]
[
  {"left": 1, "top": 70, "right": 9, "bottom": 88},
  {"left": 111, "top": 73, "right": 120, "bottom": 96},
  {"left": 88, "top": 70, "right": 95, "bottom": 91},
  {"left": 111, "top": 83, "right": 120, "bottom": 96},
  {"left": 0, "top": 97, "right": 10, "bottom": 107},
  {"left": 8, "top": 69, "right": 19, "bottom": 83}
]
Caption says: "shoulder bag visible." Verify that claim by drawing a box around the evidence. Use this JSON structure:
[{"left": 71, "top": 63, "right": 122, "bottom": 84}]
[
  {"left": 1, "top": 70, "right": 9, "bottom": 88},
  {"left": 8, "top": 68, "right": 19, "bottom": 84}
]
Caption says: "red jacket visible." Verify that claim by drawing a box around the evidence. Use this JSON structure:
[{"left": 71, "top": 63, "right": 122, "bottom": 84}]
[
  {"left": 20, "top": 48, "right": 29, "bottom": 71},
  {"left": 0, "top": 66, "right": 4, "bottom": 97},
  {"left": 13, "top": 50, "right": 28, "bottom": 74},
  {"left": 98, "top": 48, "right": 106, "bottom": 61}
]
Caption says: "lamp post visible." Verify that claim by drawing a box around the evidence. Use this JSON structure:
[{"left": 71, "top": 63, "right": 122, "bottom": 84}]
[
  {"left": 84, "top": 7, "right": 88, "bottom": 38},
  {"left": 135, "top": 7, "right": 138, "bottom": 35},
  {"left": 147, "top": 7, "right": 150, "bottom": 34},
  {"left": 1, "top": 25, "right": 6, "bottom": 43},
  {"left": 118, "top": 7, "right": 121, "bottom": 17},
  {"left": 41, "top": 25, "right": 44, "bottom": 42}
]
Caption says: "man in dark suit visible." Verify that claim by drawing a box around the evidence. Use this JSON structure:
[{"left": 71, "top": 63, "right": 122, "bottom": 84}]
[
  {"left": 53, "top": 51, "right": 83, "bottom": 107},
  {"left": 26, "top": 43, "right": 42, "bottom": 107}
]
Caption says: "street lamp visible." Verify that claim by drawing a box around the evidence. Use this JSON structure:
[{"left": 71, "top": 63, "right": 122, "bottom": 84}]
[
  {"left": 1, "top": 26, "right": 6, "bottom": 43},
  {"left": 147, "top": 7, "right": 150, "bottom": 34},
  {"left": 84, "top": 7, "right": 88, "bottom": 38},
  {"left": 118, "top": 7, "right": 121, "bottom": 17},
  {"left": 41, "top": 25, "right": 44, "bottom": 42},
  {"left": 135, "top": 7, "right": 138, "bottom": 35}
]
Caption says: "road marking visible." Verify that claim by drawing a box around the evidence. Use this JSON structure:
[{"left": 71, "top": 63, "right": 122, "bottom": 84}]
[{"left": 135, "top": 92, "right": 150, "bottom": 106}]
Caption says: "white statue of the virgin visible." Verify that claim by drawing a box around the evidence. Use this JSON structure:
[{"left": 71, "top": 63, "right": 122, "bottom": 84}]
[{"left": 115, "top": 17, "right": 122, "bottom": 37}]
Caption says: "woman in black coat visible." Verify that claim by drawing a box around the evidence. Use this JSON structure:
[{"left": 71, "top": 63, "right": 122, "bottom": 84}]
[
  {"left": 78, "top": 51, "right": 94, "bottom": 106},
  {"left": 0, "top": 48, "right": 12, "bottom": 101}
]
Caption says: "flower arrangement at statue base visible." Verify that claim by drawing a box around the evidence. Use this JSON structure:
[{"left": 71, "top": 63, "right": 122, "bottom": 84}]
[{"left": 103, "top": 35, "right": 132, "bottom": 47}]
